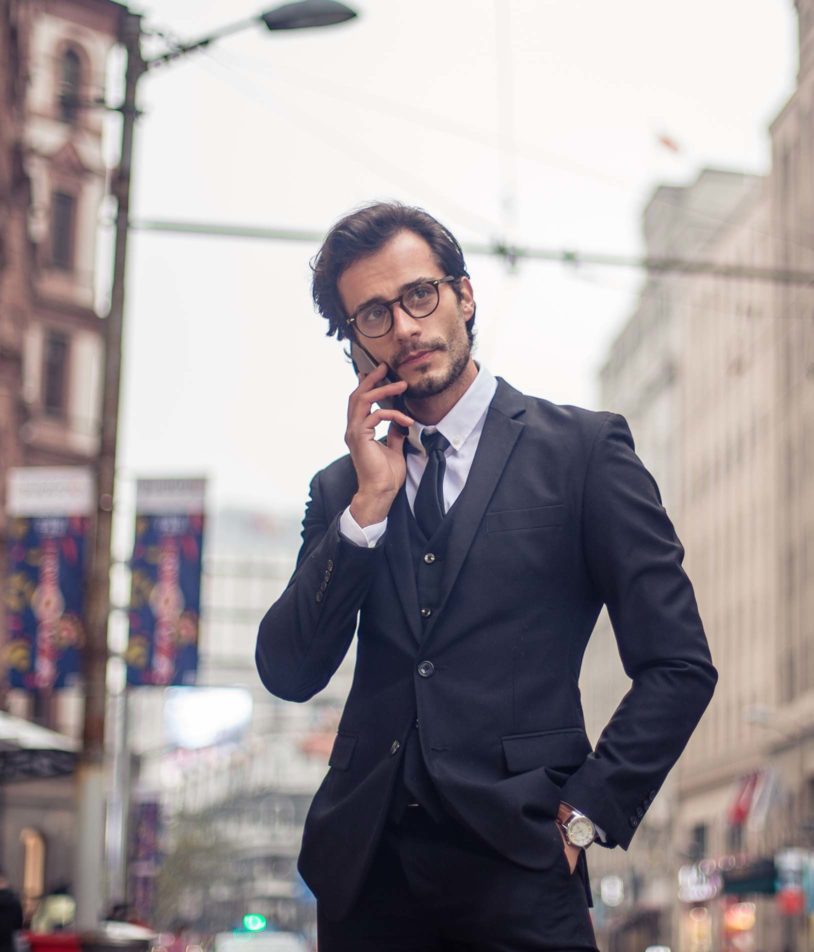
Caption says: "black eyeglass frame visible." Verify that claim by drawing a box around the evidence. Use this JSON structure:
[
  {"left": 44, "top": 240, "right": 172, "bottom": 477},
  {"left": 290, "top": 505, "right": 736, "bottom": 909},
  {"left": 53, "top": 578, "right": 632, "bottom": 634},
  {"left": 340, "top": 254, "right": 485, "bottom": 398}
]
[{"left": 346, "top": 275, "right": 458, "bottom": 339}]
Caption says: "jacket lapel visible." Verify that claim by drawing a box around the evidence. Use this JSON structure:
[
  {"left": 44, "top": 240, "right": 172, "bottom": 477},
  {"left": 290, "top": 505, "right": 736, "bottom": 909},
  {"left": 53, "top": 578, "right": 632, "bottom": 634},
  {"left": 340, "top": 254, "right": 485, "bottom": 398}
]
[
  {"left": 385, "top": 487, "right": 422, "bottom": 643},
  {"left": 422, "top": 378, "right": 526, "bottom": 644}
]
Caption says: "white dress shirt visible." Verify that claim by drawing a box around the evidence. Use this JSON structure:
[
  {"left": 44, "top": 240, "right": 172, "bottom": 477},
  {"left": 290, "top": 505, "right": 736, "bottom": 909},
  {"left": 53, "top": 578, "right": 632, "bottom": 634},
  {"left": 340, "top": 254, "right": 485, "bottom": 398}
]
[{"left": 339, "top": 365, "right": 498, "bottom": 547}]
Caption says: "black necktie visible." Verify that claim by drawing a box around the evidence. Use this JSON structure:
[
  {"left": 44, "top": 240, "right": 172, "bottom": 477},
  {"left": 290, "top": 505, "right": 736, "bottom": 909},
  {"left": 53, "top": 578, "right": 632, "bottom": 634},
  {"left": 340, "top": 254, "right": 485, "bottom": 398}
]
[{"left": 414, "top": 430, "right": 450, "bottom": 538}]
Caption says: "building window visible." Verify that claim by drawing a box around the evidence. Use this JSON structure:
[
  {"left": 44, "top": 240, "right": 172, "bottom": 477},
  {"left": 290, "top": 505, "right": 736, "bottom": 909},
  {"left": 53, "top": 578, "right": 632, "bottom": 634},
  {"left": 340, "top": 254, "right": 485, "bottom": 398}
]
[
  {"left": 43, "top": 331, "right": 69, "bottom": 416},
  {"left": 51, "top": 192, "right": 75, "bottom": 270},
  {"left": 689, "top": 822, "right": 707, "bottom": 860},
  {"left": 59, "top": 48, "right": 82, "bottom": 122}
]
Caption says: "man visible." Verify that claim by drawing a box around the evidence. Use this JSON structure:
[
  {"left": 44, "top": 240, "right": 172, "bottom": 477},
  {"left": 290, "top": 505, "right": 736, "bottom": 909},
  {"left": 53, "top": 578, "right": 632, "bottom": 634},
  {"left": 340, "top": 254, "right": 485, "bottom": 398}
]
[{"left": 256, "top": 203, "right": 717, "bottom": 951}]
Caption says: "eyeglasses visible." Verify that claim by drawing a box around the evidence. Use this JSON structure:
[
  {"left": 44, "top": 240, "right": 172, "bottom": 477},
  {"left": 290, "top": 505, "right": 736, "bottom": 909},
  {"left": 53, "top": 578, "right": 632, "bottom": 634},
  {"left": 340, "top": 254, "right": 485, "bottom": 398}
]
[{"left": 346, "top": 276, "right": 457, "bottom": 339}]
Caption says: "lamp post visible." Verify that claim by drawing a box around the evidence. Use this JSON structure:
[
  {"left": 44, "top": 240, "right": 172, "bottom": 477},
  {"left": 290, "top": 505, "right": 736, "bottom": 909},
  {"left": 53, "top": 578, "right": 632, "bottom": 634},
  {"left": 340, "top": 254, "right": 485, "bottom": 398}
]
[{"left": 77, "top": 0, "right": 357, "bottom": 929}]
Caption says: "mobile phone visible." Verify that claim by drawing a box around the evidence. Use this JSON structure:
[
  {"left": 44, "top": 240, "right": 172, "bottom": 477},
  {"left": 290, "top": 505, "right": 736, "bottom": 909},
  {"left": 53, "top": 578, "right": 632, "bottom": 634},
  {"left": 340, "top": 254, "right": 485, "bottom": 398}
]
[{"left": 350, "top": 341, "right": 401, "bottom": 410}]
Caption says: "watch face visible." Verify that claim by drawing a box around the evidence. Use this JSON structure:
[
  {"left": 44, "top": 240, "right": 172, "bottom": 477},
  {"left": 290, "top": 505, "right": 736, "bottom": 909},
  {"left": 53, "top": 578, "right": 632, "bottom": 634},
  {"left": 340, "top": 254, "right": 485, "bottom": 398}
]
[{"left": 567, "top": 815, "right": 596, "bottom": 848}]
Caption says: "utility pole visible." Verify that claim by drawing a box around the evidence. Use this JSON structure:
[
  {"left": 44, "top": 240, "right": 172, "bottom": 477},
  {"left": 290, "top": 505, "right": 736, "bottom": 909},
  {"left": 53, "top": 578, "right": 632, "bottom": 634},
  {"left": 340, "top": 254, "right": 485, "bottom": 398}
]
[
  {"left": 75, "top": 8, "right": 143, "bottom": 930},
  {"left": 74, "top": 1, "right": 358, "bottom": 928}
]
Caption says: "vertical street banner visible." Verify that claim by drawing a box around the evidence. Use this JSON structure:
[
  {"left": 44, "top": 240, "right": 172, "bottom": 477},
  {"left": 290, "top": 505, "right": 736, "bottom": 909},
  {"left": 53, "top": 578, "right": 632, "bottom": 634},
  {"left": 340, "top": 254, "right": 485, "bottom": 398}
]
[
  {"left": 126, "top": 478, "right": 206, "bottom": 686},
  {"left": 4, "top": 467, "right": 95, "bottom": 691}
]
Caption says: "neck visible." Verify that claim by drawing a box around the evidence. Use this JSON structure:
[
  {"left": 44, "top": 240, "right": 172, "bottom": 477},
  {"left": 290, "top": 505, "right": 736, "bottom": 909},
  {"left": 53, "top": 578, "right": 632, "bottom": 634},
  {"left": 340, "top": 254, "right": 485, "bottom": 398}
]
[{"left": 404, "top": 358, "right": 478, "bottom": 426}]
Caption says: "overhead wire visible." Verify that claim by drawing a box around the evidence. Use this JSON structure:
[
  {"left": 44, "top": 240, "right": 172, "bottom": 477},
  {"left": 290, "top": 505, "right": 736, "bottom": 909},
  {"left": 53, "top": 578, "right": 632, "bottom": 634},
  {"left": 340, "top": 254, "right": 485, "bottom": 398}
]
[
  {"left": 211, "top": 46, "right": 814, "bottom": 261},
  {"left": 135, "top": 15, "right": 814, "bottom": 271},
  {"left": 207, "top": 55, "right": 814, "bottom": 270},
  {"left": 126, "top": 216, "right": 814, "bottom": 288},
  {"left": 179, "top": 44, "right": 505, "bottom": 242}
]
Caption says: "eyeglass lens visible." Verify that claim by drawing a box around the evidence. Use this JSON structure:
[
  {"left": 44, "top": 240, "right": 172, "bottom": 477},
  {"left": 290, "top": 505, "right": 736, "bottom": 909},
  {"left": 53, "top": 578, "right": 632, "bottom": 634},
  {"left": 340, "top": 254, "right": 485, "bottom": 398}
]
[{"left": 355, "top": 281, "right": 441, "bottom": 338}]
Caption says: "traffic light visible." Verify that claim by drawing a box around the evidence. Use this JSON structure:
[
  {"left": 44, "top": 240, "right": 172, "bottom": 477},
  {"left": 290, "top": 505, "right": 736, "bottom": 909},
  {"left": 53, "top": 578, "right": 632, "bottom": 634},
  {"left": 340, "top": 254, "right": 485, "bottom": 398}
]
[{"left": 242, "top": 914, "right": 267, "bottom": 933}]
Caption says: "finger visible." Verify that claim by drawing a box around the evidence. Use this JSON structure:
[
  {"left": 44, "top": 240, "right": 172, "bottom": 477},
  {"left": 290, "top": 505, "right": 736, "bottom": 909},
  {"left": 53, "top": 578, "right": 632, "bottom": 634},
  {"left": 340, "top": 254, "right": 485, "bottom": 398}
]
[
  {"left": 364, "top": 380, "right": 409, "bottom": 406},
  {"left": 348, "top": 374, "right": 407, "bottom": 421},
  {"left": 363, "top": 409, "right": 414, "bottom": 430},
  {"left": 355, "top": 361, "right": 389, "bottom": 391}
]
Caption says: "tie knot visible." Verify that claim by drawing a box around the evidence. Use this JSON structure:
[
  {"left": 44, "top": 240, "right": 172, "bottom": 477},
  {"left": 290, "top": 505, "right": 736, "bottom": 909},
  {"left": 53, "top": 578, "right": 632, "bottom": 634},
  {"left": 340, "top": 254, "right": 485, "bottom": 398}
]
[{"left": 421, "top": 430, "right": 449, "bottom": 456}]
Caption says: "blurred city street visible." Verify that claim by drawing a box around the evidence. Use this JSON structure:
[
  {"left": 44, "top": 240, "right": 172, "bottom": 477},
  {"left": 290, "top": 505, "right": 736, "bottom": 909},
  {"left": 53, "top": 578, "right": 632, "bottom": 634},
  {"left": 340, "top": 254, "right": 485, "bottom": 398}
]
[{"left": 1, "top": 0, "right": 814, "bottom": 949}]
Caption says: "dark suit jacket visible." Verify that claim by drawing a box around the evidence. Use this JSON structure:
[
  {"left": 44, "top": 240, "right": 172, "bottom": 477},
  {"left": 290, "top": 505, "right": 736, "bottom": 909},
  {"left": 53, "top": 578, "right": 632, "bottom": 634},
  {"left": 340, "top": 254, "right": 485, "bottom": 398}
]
[{"left": 256, "top": 378, "right": 717, "bottom": 921}]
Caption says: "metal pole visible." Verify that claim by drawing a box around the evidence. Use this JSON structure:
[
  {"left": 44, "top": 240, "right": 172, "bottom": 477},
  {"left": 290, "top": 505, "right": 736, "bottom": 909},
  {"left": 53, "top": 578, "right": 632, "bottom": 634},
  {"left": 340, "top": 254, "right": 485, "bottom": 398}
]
[
  {"left": 104, "top": 684, "right": 131, "bottom": 906},
  {"left": 75, "top": 9, "right": 144, "bottom": 930}
]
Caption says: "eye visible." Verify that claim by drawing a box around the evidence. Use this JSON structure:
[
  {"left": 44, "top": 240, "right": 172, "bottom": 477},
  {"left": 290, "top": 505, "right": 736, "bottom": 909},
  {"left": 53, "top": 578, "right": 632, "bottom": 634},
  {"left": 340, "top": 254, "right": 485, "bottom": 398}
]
[
  {"left": 406, "top": 283, "right": 433, "bottom": 303},
  {"left": 358, "top": 304, "right": 389, "bottom": 327}
]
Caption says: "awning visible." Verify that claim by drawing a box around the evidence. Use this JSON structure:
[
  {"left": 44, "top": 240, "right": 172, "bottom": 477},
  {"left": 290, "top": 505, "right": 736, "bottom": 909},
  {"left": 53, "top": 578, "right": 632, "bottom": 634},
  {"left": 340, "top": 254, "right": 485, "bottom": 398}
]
[{"left": 0, "top": 712, "right": 78, "bottom": 782}]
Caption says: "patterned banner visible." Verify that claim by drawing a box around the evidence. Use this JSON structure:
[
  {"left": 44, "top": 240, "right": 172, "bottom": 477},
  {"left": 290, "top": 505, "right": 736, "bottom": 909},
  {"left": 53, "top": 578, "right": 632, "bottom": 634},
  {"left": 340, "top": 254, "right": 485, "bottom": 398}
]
[
  {"left": 4, "top": 468, "right": 93, "bottom": 692},
  {"left": 5, "top": 516, "right": 87, "bottom": 690},
  {"left": 126, "top": 479, "right": 206, "bottom": 687}
]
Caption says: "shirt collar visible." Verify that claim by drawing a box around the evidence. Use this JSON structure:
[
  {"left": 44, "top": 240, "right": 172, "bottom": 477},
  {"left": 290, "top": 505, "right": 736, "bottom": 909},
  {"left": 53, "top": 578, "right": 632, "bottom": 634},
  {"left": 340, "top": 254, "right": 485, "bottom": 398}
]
[{"left": 406, "top": 365, "right": 497, "bottom": 455}]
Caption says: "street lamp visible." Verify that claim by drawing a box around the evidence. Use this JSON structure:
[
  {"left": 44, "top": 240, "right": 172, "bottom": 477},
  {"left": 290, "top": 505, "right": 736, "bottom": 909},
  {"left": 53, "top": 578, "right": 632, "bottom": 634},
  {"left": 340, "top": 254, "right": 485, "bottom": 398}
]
[
  {"left": 77, "top": 0, "right": 357, "bottom": 930},
  {"left": 148, "top": 1, "right": 357, "bottom": 67}
]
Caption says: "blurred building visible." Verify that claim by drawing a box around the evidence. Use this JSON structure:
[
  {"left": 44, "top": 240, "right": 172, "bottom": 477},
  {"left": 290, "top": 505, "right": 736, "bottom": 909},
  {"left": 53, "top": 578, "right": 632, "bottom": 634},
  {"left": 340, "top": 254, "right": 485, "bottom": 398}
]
[
  {"left": 588, "top": 1, "right": 814, "bottom": 949},
  {"left": 0, "top": 0, "right": 121, "bottom": 913},
  {"left": 0, "top": 0, "right": 120, "bottom": 692},
  {"left": 130, "top": 508, "right": 354, "bottom": 939},
  {"left": 582, "top": 168, "right": 760, "bottom": 952}
]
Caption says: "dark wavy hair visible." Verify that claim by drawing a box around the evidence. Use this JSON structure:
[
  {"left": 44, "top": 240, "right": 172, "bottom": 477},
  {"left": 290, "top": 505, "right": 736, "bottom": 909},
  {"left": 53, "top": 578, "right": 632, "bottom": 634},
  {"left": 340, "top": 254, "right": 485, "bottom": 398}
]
[{"left": 311, "top": 202, "right": 474, "bottom": 344}]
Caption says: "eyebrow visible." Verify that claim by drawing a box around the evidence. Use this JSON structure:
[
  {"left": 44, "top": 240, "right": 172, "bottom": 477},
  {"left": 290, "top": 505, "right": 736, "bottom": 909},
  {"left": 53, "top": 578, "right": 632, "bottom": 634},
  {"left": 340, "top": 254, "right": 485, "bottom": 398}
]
[{"left": 353, "top": 276, "right": 439, "bottom": 314}]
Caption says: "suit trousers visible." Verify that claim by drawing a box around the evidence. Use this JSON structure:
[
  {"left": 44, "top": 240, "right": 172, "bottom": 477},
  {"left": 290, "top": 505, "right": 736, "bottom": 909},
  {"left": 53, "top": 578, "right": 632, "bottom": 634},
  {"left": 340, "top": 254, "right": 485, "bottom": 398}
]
[{"left": 317, "top": 806, "right": 599, "bottom": 952}]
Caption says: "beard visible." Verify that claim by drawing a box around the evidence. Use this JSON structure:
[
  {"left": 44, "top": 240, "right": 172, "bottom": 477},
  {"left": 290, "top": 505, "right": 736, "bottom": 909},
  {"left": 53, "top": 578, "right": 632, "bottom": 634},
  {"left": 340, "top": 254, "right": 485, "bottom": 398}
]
[
  {"left": 404, "top": 343, "right": 470, "bottom": 398},
  {"left": 388, "top": 314, "right": 472, "bottom": 400},
  {"left": 395, "top": 330, "right": 472, "bottom": 399}
]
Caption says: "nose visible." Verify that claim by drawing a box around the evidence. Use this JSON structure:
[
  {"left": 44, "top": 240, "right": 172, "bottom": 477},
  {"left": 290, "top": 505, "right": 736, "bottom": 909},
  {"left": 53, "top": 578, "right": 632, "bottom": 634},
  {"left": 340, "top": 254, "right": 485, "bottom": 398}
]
[{"left": 391, "top": 302, "right": 422, "bottom": 340}]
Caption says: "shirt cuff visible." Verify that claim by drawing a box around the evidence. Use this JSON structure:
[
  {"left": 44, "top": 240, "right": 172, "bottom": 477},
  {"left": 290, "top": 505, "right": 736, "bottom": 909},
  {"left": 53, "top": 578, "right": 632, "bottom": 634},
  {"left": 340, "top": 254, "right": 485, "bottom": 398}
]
[{"left": 339, "top": 506, "right": 387, "bottom": 548}]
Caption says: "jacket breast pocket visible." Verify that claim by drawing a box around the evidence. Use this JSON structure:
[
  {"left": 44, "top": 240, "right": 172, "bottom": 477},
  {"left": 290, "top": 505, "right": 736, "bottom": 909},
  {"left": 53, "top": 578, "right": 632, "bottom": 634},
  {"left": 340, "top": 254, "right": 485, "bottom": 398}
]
[
  {"left": 486, "top": 505, "right": 566, "bottom": 533},
  {"left": 502, "top": 728, "right": 591, "bottom": 774},
  {"left": 328, "top": 732, "right": 357, "bottom": 771}
]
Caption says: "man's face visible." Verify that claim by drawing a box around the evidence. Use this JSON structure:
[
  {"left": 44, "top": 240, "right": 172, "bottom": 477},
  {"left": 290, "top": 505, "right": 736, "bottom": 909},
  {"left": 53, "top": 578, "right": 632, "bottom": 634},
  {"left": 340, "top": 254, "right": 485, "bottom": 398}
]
[{"left": 338, "top": 230, "right": 475, "bottom": 399}]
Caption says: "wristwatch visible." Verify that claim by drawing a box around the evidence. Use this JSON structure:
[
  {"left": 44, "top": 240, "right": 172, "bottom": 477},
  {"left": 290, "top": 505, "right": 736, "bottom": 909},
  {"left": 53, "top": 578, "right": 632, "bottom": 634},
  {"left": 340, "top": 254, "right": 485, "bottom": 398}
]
[{"left": 557, "top": 802, "right": 597, "bottom": 849}]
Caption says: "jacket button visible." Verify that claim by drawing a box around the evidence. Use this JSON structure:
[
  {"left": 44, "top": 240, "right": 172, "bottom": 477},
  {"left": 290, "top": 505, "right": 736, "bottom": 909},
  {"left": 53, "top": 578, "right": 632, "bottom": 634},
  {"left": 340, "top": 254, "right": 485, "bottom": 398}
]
[
  {"left": 390, "top": 740, "right": 400, "bottom": 755},
  {"left": 315, "top": 591, "right": 323, "bottom": 603},
  {"left": 324, "top": 570, "right": 331, "bottom": 581},
  {"left": 649, "top": 788, "right": 657, "bottom": 797},
  {"left": 420, "top": 608, "right": 432, "bottom": 618},
  {"left": 320, "top": 580, "right": 328, "bottom": 592},
  {"left": 327, "top": 559, "right": 334, "bottom": 571},
  {"left": 636, "top": 805, "right": 644, "bottom": 818},
  {"left": 423, "top": 552, "right": 436, "bottom": 564},
  {"left": 629, "top": 816, "right": 638, "bottom": 828},
  {"left": 417, "top": 660, "right": 435, "bottom": 678}
]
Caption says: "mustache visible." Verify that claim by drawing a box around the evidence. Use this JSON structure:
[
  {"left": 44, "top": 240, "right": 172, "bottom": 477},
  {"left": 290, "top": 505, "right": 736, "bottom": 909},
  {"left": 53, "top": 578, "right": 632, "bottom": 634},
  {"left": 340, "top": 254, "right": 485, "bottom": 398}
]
[{"left": 394, "top": 341, "right": 446, "bottom": 367}]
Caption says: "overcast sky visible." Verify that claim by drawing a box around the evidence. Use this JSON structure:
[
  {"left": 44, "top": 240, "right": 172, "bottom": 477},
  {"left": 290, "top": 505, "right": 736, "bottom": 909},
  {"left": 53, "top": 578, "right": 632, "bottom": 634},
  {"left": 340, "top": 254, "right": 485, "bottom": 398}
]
[{"left": 110, "top": 0, "right": 798, "bottom": 516}]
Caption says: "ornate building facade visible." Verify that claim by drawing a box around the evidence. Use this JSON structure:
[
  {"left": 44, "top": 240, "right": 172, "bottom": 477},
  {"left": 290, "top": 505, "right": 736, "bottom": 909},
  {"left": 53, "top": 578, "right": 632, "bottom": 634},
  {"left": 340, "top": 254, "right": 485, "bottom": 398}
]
[{"left": 0, "top": 0, "right": 121, "bottom": 909}]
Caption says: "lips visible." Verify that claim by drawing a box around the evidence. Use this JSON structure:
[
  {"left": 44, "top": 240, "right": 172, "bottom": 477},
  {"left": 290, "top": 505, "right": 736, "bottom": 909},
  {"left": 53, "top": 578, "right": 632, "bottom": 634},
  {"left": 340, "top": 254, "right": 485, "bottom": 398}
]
[{"left": 398, "top": 349, "right": 435, "bottom": 367}]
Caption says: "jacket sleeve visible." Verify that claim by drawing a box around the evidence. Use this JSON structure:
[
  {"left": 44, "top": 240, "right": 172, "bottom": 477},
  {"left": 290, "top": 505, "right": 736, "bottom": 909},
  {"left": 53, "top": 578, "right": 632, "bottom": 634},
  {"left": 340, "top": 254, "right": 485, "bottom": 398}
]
[
  {"left": 560, "top": 412, "right": 718, "bottom": 848},
  {"left": 255, "top": 468, "right": 385, "bottom": 702}
]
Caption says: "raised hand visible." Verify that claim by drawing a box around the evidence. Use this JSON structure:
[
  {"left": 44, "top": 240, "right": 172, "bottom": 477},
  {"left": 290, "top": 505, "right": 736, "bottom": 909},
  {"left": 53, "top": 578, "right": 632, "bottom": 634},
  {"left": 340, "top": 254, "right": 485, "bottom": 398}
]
[{"left": 345, "top": 362, "right": 414, "bottom": 527}]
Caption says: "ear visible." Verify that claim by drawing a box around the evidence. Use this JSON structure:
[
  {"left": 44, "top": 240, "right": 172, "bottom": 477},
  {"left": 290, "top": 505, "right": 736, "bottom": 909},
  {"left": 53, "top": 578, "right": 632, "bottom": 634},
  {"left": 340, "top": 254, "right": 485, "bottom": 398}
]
[{"left": 459, "top": 277, "right": 475, "bottom": 322}]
